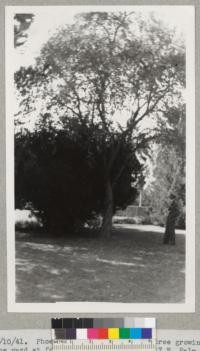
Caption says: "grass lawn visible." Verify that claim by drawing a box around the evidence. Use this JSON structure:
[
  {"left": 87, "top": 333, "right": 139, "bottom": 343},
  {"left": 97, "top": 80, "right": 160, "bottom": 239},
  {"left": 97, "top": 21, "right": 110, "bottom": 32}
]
[{"left": 15, "top": 224, "right": 185, "bottom": 303}]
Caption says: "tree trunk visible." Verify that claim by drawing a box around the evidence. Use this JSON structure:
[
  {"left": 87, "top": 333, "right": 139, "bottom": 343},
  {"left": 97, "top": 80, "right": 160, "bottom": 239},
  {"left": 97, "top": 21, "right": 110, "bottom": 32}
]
[
  {"left": 100, "top": 179, "right": 113, "bottom": 238},
  {"left": 163, "top": 199, "right": 179, "bottom": 245},
  {"left": 139, "top": 189, "right": 143, "bottom": 207},
  {"left": 163, "top": 213, "right": 176, "bottom": 245}
]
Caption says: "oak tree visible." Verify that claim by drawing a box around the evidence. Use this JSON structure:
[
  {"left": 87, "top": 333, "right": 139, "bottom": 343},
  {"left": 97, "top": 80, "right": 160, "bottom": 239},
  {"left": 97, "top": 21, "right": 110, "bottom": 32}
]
[{"left": 15, "top": 12, "right": 185, "bottom": 237}]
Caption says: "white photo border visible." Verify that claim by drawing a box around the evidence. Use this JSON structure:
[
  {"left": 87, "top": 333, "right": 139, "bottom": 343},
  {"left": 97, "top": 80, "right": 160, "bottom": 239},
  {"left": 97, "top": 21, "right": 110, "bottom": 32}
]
[{"left": 6, "top": 5, "right": 195, "bottom": 313}]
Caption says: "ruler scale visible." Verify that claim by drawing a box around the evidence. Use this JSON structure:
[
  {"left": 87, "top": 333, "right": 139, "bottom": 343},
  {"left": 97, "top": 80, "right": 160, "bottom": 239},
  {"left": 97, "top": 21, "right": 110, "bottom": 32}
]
[
  {"left": 52, "top": 340, "right": 156, "bottom": 350},
  {"left": 52, "top": 318, "right": 156, "bottom": 351}
]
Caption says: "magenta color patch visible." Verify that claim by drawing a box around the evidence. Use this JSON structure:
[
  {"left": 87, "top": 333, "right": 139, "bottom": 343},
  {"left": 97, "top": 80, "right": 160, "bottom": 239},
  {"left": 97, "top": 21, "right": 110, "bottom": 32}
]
[{"left": 87, "top": 328, "right": 99, "bottom": 339}]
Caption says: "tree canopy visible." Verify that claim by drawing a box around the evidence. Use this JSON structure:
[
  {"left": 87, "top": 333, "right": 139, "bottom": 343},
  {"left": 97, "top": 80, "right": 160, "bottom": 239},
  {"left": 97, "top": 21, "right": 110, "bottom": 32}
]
[
  {"left": 15, "top": 115, "right": 141, "bottom": 233},
  {"left": 14, "top": 13, "right": 34, "bottom": 47},
  {"left": 143, "top": 104, "right": 185, "bottom": 227},
  {"left": 15, "top": 11, "right": 185, "bottom": 236}
]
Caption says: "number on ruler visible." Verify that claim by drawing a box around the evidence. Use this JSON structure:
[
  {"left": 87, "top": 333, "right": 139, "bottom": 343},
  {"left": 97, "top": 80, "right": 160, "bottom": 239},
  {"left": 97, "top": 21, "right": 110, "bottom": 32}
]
[{"left": 52, "top": 340, "right": 156, "bottom": 350}]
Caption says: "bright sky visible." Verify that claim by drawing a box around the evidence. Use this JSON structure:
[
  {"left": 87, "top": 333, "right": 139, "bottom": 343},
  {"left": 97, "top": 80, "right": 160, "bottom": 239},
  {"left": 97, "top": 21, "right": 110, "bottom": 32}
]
[{"left": 13, "top": 5, "right": 193, "bottom": 70}]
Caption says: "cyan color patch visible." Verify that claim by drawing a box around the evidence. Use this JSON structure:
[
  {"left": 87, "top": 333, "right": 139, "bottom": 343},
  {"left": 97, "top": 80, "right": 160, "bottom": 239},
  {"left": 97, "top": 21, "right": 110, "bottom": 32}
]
[{"left": 130, "top": 328, "right": 142, "bottom": 339}]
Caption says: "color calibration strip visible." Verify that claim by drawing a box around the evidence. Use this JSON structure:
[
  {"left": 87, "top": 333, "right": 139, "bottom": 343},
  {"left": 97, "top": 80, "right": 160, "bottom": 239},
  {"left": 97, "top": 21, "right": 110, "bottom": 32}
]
[
  {"left": 52, "top": 327, "right": 153, "bottom": 340},
  {"left": 52, "top": 318, "right": 156, "bottom": 350},
  {"left": 51, "top": 317, "right": 156, "bottom": 329}
]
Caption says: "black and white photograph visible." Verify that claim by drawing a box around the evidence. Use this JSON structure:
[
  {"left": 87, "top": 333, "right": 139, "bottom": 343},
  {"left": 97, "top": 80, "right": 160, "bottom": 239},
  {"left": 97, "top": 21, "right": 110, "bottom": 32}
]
[{"left": 6, "top": 5, "right": 195, "bottom": 312}]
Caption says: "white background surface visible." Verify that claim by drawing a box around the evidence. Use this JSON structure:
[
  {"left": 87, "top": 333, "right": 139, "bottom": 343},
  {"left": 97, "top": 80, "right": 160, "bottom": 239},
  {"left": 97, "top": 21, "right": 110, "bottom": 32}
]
[{"left": 0, "top": 0, "right": 199, "bottom": 330}]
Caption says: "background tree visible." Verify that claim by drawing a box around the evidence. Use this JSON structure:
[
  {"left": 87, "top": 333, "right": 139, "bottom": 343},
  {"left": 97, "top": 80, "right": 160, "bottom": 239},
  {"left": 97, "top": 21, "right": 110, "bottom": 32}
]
[
  {"left": 143, "top": 104, "right": 185, "bottom": 228},
  {"left": 14, "top": 13, "right": 34, "bottom": 47},
  {"left": 15, "top": 113, "right": 142, "bottom": 233},
  {"left": 15, "top": 11, "right": 185, "bottom": 237}
]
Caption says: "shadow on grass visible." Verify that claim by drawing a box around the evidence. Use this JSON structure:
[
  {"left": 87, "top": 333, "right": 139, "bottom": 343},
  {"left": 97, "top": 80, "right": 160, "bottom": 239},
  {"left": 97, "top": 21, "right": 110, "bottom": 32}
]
[{"left": 15, "top": 224, "right": 185, "bottom": 303}]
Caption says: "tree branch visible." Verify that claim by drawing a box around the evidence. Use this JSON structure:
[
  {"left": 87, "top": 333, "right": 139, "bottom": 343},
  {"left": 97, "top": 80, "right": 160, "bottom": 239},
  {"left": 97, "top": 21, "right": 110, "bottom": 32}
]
[{"left": 112, "top": 133, "right": 158, "bottom": 189}]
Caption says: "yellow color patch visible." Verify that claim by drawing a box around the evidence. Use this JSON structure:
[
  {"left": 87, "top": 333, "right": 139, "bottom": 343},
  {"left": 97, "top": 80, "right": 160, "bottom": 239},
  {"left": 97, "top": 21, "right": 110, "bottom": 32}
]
[{"left": 108, "top": 328, "right": 119, "bottom": 339}]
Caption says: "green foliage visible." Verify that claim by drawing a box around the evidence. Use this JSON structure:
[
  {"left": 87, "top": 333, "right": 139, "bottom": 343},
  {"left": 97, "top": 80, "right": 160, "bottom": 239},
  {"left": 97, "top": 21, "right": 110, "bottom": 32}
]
[
  {"left": 14, "top": 12, "right": 185, "bottom": 234},
  {"left": 15, "top": 115, "right": 141, "bottom": 233},
  {"left": 143, "top": 105, "right": 185, "bottom": 228},
  {"left": 15, "top": 12, "right": 185, "bottom": 138},
  {"left": 14, "top": 13, "right": 34, "bottom": 47}
]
